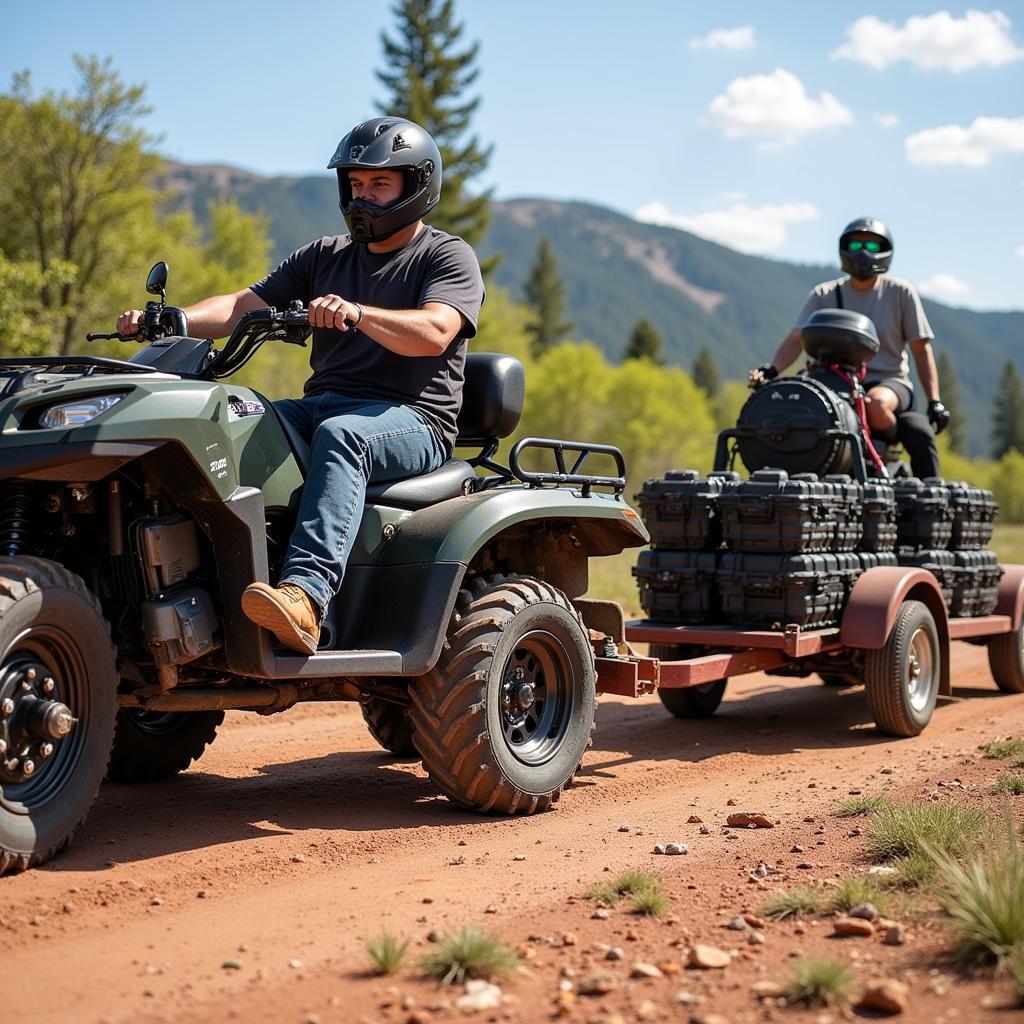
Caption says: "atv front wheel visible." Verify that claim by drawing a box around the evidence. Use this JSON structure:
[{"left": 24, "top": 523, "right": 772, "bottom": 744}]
[
  {"left": 106, "top": 709, "right": 224, "bottom": 783},
  {"left": 410, "top": 575, "right": 596, "bottom": 814},
  {"left": 0, "top": 557, "right": 117, "bottom": 874},
  {"left": 360, "top": 696, "right": 417, "bottom": 756}
]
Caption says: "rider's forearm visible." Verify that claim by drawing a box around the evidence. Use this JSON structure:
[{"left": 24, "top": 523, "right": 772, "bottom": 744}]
[
  {"left": 184, "top": 289, "right": 267, "bottom": 339},
  {"left": 910, "top": 340, "right": 940, "bottom": 403},
  {"left": 356, "top": 305, "right": 460, "bottom": 357},
  {"left": 770, "top": 329, "right": 804, "bottom": 373}
]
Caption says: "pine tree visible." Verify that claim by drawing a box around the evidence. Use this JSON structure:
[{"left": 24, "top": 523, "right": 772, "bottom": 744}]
[
  {"left": 624, "top": 318, "right": 664, "bottom": 365},
  {"left": 376, "top": 0, "right": 493, "bottom": 254},
  {"left": 523, "top": 237, "right": 573, "bottom": 358},
  {"left": 991, "top": 359, "right": 1024, "bottom": 458},
  {"left": 935, "top": 349, "right": 966, "bottom": 455},
  {"left": 692, "top": 346, "right": 721, "bottom": 398}
]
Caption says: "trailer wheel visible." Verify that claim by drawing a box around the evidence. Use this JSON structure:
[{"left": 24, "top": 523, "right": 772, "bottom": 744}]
[
  {"left": 360, "top": 696, "right": 417, "bottom": 756},
  {"left": 106, "top": 709, "right": 224, "bottom": 783},
  {"left": 649, "top": 644, "right": 727, "bottom": 718},
  {"left": 988, "top": 622, "right": 1024, "bottom": 693},
  {"left": 0, "top": 557, "right": 117, "bottom": 875},
  {"left": 863, "top": 600, "right": 940, "bottom": 737},
  {"left": 410, "top": 574, "right": 595, "bottom": 814}
]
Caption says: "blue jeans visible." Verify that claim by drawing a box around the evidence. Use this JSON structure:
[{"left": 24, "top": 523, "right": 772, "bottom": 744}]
[{"left": 274, "top": 393, "right": 446, "bottom": 615}]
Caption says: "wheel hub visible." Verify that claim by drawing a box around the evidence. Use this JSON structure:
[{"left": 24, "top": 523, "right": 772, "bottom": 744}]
[
  {"left": 0, "top": 657, "right": 76, "bottom": 785},
  {"left": 501, "top": 667, "right": 536, "bottom": 728}
]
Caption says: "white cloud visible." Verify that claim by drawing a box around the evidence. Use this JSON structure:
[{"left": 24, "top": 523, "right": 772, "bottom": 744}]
[
  {"left": 905, "top": 115, "right": 1024, "bottom": 166},
  {"left": 634, "top": 199, "right": 819, "bottom": 254},
  {"left": 703, "top": 68, "right": 853, "bottom": 146},
  {"left": 873, "top": 112, "right": 900, "bottom": 128},
  {"left": 689, "top": 26, "right": 756, "bottom": 52},
  {"left": 1017, "top": 244, "right": 1024, "bottom": 257},
  {"left": 833, "top": 10, "right": 1023, "bottom": 72},
  {"left": 918, "top": 272, "right": 972, "bottom": 302}
]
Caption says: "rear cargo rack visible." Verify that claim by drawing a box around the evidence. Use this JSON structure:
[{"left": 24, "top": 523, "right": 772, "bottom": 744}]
[{"left": 509, "top": 437, "right": 627, "bottom": 496}]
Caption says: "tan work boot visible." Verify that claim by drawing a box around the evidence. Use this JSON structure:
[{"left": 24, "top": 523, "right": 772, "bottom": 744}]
[{"left": 241, "top": 582, "right": 320, "bottom": 655}]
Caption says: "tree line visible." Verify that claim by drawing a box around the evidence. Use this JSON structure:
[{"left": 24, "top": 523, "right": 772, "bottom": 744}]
[{"left": 1, "top": 0, "right": 1022, "bottom": 516}]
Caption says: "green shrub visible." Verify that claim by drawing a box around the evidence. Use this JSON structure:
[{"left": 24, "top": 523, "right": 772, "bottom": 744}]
[
  {"left": 835, "top": 794, "right": 892, "bottom": 817},
  {"left": 419, "top": 926, "right": 520, "bottom": 986},
  {"left": 981, "top": 739, "right": 1024, "bottom": 760},
  {"left": 995, "top": 775, "right": 1024, "bottom": 796},
  {"left": 759, "top": 885, "right": 825, "bottom": 920},
  {"left": 782, "top": 956, "right": 854, "bottom": 1007},
  {"left": 364, "top": 931, "right": 410, "bottom": 975},
  {"left": 829, "top": 875, "right": 890, "bottom": 915},
  {"left": 866, "top": 801, "right": 989, "bottom": 862}
]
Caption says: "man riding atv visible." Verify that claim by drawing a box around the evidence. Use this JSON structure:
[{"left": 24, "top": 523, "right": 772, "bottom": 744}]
[
  {"left": 749, "top": 217, "right": 950, "bottom": 478},
  {"left": 119, "top": 118, "right": 485, "bottom": 654}
]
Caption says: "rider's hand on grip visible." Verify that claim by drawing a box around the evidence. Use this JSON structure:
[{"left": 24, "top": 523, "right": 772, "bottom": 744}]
[
  {"left": 116, "top": 310, "right": 143, "bottom": 336},
  {"left": 927, "top": 399, "right": 950, "bottom": 435},
  {"left": 748, "top": 363, "right": 778, "bottom": 390}
]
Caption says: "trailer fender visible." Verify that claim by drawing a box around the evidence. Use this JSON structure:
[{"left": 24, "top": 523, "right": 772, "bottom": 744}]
[
  {"left": 841, "top": 566, "right": 951, "bottom": 696},
  {"left": 993, "top": 565, "right": 1024, "bottom": 631}
]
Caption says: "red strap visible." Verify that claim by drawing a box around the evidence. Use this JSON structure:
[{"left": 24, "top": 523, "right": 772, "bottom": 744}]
[{"left": 827, "top": 363, "right": 887, "bottom": 476}]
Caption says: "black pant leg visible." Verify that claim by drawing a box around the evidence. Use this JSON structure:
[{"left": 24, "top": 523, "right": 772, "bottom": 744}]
[{"left": 896, "top": 411, "right": 940, "bottom": 478}]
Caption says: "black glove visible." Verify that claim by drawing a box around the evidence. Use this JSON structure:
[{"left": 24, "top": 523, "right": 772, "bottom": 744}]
[
  {"left": 927, "top": 399, "right": 950, "bottom": 435},
  {"left": 748, "top": 363, "right": 779, "bottom": 389}
]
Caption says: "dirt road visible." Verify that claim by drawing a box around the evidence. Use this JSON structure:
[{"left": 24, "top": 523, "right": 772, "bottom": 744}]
[{"left": 4, "top": 642, "right": 1022, "bottom": 1023}]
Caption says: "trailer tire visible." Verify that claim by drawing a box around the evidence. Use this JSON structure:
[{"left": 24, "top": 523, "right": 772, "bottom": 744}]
[
  {"left": 360, "top": 696, "right": 418, "bottom": 756},
  {"left": 988, "top": 623, "right": 1024, "bottom": 693},
  {"left": 410, "top": 574, "right": 595, "bottom": 814},
  {"left": 106, "top": 710, "right": 224, "bottom": 783},
  {"left": 863, "top": 600, "right": 940, "bottom": 737},
  {"left": 649, "top": 644, "right": 727, "bottom": 718}
]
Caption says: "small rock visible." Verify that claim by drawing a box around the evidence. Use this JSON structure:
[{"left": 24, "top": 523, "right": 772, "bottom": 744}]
[
  {"left": 848, "top": 902, "right": 878, "bottom": 921},
  {"left": 833, "top": 917, "right": 875, "bottom": 937},
  {"left": 635, "top": 1001, "right": 658, "bottom": 1021},
  {"left": 687, "top": 815, "right": 703, "bottom": 824},
  {"left": 693, "top": 1015, "right": 729, "bottom": 1024},
  {"left": 456, "top": 980, "right": 502, "bottom": 1011},
  {"left": 221, "top": 959, "right": 243, "bottom": 970},
  {"left": 748, "top": 931, "right": 766, "bottom": 945},
  {"left": 484, "top": 904, "right": 498, "bottom": 914},
  {"left": 699, "top": 825, "right": 711, "bottom": 835},
  {"left": 605, "top": 947, "right": 624, "bottom": 961},
  {"left": 796, "top": 862, "right": 814, "bottom": 869},
  {"left": 674, "top": 990, "right": 703, "bottom": 1005},
  {"left": 150, "top": 897, "right": 162, "bottom": 907},
  {"left": 743, "top": 914, "right": 766, "bottom": 929},
  {"left": 665, "top": 842, "right": 688, "bottom": 855},
  {"left": 727, "top": 917, "right": 748, "bottom": 931},
  {"left": 578, "top": 971, "right": 617, "bottom": 996},
  {"left": 291, "top": 854, "right": 305, "bottom": 863},
  {"left": 687, "top": 944, "right": 730, "bottom": 969},
  {"left": 631, "top": 962, "right": 664, "bottom": 979},
  {"left": 883, "top": 925, "right": 906, "bottom": 946},
  {"left": 196, "top": 890, "right": 208, "bottom": 899},
  {"left": 726, "top": 813, "right": 773, "bottom": 829},
  {"left": 752, "top": 980, "right": 783, "bottom": 999},
  {"left": 618, "top": 823, "right": 631, "bottom": 832},
  {"left": 726, "top": 798, "right": 737, "bottom": 806},
  {"left": 880, "top": 767, "right": 895, "bottom": 775},
  {"left": 790, "top": 844, "right": 805, "bottom": 853},
  {"left": 561, "top": 932, "right": 577, "bottom": 946},
  {"left": 592, "top": 908, "right": 610, "bottom": 920},
  {"left": 857, "top": 978, "right": 909, "bottom": 1014},
  {"left": 513, "top": 854, "right": 526, "bottom": 861},
  {"left": 866, "top": 865, "right": 898, "bottom": 878},
  {"left": 62, "top": 903, "right": 75, "bottom": 914},
  {"left": 289, "top": 958, "right": 302, "bottom": 969},
  {"left": 653, "top": 844, "right": 667, "bottom": 855}
]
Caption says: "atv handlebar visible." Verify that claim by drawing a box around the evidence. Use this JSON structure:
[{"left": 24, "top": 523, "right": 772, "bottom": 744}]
[{"left": 204, "top": 301, "right": 311, "bottom": 380}]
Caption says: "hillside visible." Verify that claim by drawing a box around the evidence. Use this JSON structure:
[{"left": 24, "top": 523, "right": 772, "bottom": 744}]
[{"left": 166, "top": 163, "right": 1020, "bottom": 456}]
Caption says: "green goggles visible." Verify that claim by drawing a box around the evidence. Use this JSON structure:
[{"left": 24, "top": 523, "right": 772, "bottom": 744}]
[{"left": 846, "top": 239, "right": 886, "bottom": 253}]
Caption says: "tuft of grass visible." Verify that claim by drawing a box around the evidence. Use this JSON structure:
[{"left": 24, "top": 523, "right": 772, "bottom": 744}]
[
  {"left": 866, "top": 800, "right": 990, "bottom": 863},
  {"left": 759, "top": 885, "right": 825, "bottom": 920},
  {"left": 419, "top": 926, "right": 520, "bottom": 986},
  {"left": 781, "top": 956, "right": 854, "bottom": 1008},
  {"left": 890, "top": 852, "right": 939, "bottom": 889},
  {"left": 631, "top": 886, "right": 669, "bottom": 916},
  {"left": 364, "top": 930, "right": 410, "bottom": 976},
  {"left": 933, "top": 815, "right": 1024, "bottom": 969},
  {"left": 588, "top": 869, "right": 661, "bottom": 906},
  {"left": 981, "top": 739, "right": 1024, "bottom": 760},
  {"left": 994, "top": 774, "right": 1024, "bottom": 796},
  {"left": 829, "top": 874, "right": 890, "bottom": 915},
  {"left": 1005, "top": 943, "right": 1024, "bottom": 1002},
  {"left": 835, "top": 794, "right": 892, "bottom": 818}
]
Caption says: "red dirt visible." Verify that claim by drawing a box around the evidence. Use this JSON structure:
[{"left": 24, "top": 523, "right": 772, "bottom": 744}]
[{"left": 3, "top": 641, "right": 1022, "bottom": 1024}]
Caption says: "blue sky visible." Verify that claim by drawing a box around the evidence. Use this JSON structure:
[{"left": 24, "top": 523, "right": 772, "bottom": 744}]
[{"left": 3, "top": 1, "right": 1023, "bottom": 311}]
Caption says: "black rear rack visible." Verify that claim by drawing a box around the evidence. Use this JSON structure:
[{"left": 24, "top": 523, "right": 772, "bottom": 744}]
[{"left": 509, "top": 437, "right": 627, "bottom": 496}]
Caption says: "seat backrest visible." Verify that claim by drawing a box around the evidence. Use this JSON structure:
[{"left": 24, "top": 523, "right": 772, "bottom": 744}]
[{"left": 456, "top": 352, "right": 525, "bottom": 444}]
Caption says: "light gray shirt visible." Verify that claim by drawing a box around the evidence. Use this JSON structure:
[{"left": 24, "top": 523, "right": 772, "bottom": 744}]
[{"left": 794, "top": 274, "right": 934, "bottom": 384}]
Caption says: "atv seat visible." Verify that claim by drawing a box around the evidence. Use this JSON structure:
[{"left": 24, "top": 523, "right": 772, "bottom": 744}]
[{"left": 271, "top": 352, "right": 525, "bottom": 511}]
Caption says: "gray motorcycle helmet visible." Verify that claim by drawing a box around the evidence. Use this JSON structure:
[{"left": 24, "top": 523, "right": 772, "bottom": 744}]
[
  {"left": 839, "top": 216, "right": 893, "bottom": 280},
  {"left": 328, "top": 117, "right": 442, "bottom": 242}
]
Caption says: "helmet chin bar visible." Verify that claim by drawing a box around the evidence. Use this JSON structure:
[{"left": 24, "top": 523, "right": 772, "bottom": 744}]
[
  {"left": 337, "top": 165, "right": 437, "bottom": 243},
  {"left": 840, "top": 247, "right": 893, "bottom": 280}
]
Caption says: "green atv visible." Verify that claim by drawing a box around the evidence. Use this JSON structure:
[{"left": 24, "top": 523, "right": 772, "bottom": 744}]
[{"left": 0, "top": 262, "right": 647, "bottom": 874}]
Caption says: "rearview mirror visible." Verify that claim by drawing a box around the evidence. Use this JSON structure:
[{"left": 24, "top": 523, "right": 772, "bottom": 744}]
[{"left": 146, "top": 261, "right": 169, "bottom": 302}]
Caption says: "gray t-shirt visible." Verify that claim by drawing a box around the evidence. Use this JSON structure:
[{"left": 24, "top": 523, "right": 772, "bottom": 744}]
[
  {"left": 794, "top": 274, "right": 934, "bottom": 383},
  {"left": 251, "top": 226, "right": 485, "bottom": 451}
]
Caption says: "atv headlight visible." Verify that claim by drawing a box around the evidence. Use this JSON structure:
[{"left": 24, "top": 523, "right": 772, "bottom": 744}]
[{"left": 39, "top": 394, "right": 124, "bottom": 429}]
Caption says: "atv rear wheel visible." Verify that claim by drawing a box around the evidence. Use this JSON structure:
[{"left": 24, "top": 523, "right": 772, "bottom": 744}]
[
  {"left": 0, "top": 557, "right": 117, "bottom": 874},
  {"left": 649, "top": 644, "right": 727, "bottom": 717},
  {"left": 410, "top": 574, "right": 596, "bottom": 814},
  {"left": 106, "top": 709, "right": 224, "bottom": 783},
  {"left": 988, "top": 621, "right": 1024, "bottom": 694},
  {"left": 360, "top": 696, "right": 417, "bottom": 756}
]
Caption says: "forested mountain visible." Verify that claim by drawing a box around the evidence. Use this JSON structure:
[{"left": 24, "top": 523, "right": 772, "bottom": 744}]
[{"left": 166, "top": 162, "right": 1021, "bottom": 456}]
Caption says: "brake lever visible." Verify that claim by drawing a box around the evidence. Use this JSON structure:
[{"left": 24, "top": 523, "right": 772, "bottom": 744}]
[{"left": 85, "top": 331, "right": 138, "bottom": 343}]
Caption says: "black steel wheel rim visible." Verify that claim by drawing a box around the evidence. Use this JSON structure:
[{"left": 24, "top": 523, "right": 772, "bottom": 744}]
[
  {"left": 0, "top": 624, "right": 89, "bottom": 813},
  {"left": 498, "top": 629, "right": 576, "bottom": 767}
]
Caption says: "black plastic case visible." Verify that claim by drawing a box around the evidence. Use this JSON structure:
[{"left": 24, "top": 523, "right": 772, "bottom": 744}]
[
  {"left": 897, "top": 548, "right": 957, "bottom": 609},
  {"left": 894, "top": 477, "right": 953, "bottom": 551},
  {"left": 716, "top": 551, "right": 862, "bottom": 628},
  {"left": 636, "top": 470, "right": 740, "bottom": 551},
  {"left": 859, "top": 480, "right": 898, "bottom": 553},
  {"left": 718, "top": 469, "right": 860, "bottom": 554},
  {"left": 950, "top": 550, "right": 1003, "bottom": 617},
  {"left": 633, "top": 550, "right": 719, "bottom": 624},
  {"left": 947, "top": 481, "right": 999, "bottom": 551},
  {"left": 857, "top": 550, "right": 899, "bottom": 571}
]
